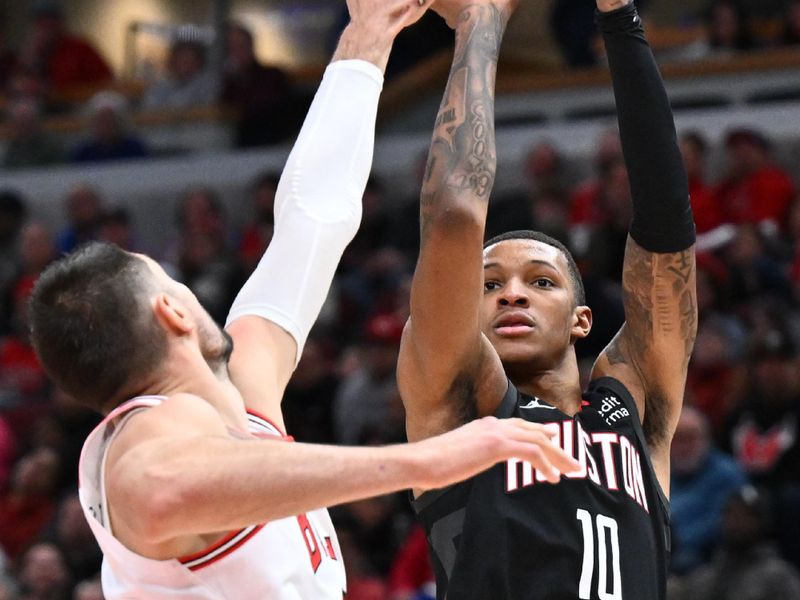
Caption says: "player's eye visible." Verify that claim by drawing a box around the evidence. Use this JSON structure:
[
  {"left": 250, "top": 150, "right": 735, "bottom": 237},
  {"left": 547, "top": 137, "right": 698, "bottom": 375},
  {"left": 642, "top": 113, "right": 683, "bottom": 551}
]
[
  {"left": 484, "top": 281, "right": 501, "bottom": 292},
  {"left": 532, "top": 278, "right": 554, "bottom": 288}
]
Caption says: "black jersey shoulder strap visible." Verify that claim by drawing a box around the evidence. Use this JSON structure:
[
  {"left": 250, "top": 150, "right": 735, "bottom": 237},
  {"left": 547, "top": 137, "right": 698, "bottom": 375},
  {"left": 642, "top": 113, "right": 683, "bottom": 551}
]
[
  {"left": 495, "top": 379, "right": 517, "bottom": 419},
  {"left": 587, "top": 376, "right": 671, "bottom": 526}
]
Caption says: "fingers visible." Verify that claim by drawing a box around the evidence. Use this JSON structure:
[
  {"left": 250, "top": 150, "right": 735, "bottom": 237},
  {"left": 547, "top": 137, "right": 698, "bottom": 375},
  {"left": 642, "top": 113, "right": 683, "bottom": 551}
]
[
  {"left": 389, "top": 0, "right": 431, "bottom": 33},
  {"left": 503, "top": 419, "right": 582, "bottom": 484}
]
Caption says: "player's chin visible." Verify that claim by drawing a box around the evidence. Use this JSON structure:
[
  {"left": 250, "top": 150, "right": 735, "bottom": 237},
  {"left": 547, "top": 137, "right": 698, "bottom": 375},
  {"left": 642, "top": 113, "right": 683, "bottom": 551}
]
[{"left": 490, "top": 334, "right": 541, "bottom": 364}]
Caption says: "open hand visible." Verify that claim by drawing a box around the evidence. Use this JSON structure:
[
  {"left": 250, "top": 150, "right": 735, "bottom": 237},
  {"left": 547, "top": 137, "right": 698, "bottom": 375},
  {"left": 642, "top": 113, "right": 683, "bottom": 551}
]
[{"left": 413, "top": 417, "right": 581, "bottom": 492}]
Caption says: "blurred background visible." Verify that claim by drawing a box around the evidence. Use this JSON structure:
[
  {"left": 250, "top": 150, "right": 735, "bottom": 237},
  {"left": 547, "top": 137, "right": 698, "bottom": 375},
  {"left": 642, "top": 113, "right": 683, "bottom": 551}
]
[{"left": 1, "top": 0, "right": 800, "bottom": 598}]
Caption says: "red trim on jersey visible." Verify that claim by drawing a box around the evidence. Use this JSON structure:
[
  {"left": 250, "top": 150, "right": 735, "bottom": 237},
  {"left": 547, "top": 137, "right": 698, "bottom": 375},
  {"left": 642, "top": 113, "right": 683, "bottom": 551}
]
[
  {"left": 179, "top": 524, "right": 265, "bottom": 571},
  {"left": 246, "top": 408, "right": 288, "bottom": 437}
]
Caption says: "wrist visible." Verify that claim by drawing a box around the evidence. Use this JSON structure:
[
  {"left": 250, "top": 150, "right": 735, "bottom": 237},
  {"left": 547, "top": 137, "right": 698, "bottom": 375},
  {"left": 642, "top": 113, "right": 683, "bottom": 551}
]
[{"left": 331, "top": 23, "right": 394, "bottom": 73}]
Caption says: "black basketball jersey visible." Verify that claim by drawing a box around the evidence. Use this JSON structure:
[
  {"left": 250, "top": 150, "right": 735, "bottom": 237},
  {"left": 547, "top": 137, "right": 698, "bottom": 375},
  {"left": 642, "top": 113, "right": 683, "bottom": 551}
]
[{"left": 413, "top": 377, "right": 670, "bottom": 600}]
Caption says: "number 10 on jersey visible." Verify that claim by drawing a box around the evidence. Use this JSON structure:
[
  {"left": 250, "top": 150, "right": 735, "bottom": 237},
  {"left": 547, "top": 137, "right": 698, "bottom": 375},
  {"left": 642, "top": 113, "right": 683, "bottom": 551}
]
[{"left": 576, "top": 509, "right": 622, "bottom": 600}]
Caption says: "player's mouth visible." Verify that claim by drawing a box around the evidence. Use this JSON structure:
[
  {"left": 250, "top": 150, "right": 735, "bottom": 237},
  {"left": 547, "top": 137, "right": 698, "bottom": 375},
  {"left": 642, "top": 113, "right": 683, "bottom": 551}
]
[{"left": 493, "top": 312, "right": 535, "bottom": 337}]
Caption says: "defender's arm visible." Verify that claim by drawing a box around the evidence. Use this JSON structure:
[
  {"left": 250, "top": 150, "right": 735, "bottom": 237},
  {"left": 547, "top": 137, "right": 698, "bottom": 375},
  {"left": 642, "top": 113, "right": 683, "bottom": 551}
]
[
  {"left": 105, "top": 393, "right": 579, "bottom": 560},
  {"left": 399, "top": 1, "right": 515, "bottom": 442},
  {"left": 590, "top": 2, "right": 697, "bottom": 486},
  {"left": 226, "top": 0, "right": 430, "bottom": 427}
]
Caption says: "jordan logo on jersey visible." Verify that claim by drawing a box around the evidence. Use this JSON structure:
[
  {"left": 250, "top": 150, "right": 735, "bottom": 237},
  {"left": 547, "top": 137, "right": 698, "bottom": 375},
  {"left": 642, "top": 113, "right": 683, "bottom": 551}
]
[{"left": 505, "top": 420, "right": 649, "bottom": 512}]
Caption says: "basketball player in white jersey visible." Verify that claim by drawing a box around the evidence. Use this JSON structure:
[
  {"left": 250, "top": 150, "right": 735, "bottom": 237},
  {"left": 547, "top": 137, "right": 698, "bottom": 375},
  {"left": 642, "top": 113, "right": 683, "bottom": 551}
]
[{"left": 28, "top": 1, "right": 579, "bottom": 598}]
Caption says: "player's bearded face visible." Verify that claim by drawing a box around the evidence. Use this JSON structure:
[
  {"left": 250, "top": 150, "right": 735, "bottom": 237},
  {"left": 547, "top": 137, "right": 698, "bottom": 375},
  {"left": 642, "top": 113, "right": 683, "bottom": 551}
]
[
  {"left": 198, "top": 317, "right": 234, "bottom": 366},
  {"left": 480, "top": 240, "right": 585, "bottom": 368}
]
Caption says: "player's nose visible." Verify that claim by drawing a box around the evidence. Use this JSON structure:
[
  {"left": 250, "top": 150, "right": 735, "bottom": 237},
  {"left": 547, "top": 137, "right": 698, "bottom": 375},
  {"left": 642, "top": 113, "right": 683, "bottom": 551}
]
[{"left": 498, "top": 278, "right": 530, "bottom": 307}]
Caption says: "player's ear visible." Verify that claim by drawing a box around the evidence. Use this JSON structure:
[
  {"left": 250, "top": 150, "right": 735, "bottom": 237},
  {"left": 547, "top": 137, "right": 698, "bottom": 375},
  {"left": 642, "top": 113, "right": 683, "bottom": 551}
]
[
  {"left": 152, "top": 293, "right": 193, "bottom": 336},
  {"left": 570, "top": 305, "right": 592, "bottom": 341}
]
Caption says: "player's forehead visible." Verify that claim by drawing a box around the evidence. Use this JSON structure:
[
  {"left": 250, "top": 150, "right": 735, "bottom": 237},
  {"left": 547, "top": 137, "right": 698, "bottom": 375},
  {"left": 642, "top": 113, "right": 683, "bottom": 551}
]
[{"left": 483, "top": 239, "right": 568, "bottom": 274}]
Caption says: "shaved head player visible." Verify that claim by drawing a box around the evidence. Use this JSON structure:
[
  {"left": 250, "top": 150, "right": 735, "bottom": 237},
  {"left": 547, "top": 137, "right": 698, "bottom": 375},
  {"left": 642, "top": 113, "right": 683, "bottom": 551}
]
[
  {"left": 399, "top": 0, "right": 697, "bottom": 598},
  {"left": 27, "top": 1, "right": 580, "bottom": 598}
]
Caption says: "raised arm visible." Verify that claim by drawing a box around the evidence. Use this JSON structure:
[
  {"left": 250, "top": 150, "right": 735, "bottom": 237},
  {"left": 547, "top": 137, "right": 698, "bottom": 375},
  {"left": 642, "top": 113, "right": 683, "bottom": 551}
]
[
  {"left": 590, "top": 1, "right": 697, "bottom": 487},
  {"left": 398, "top": 0, "right": 516, "bottom": 442},
  {"left": 225, "top": 0, "right": 430, "bottom": 427}
]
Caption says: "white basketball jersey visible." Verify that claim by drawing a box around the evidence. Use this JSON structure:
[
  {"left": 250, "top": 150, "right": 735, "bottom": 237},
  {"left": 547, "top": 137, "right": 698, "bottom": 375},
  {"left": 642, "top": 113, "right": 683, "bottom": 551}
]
[{"left": 78, "top": 397, "right": 347, "bottom": 599}]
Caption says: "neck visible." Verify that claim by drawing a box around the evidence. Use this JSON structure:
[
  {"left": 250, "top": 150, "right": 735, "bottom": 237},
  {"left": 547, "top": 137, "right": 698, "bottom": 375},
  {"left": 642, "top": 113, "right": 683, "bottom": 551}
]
[
  {"left": 129, "top": 350, "right": 248, "bottom": 431},
  {"left": 506, "top": 347, "right": 584, "bottom": 415}
]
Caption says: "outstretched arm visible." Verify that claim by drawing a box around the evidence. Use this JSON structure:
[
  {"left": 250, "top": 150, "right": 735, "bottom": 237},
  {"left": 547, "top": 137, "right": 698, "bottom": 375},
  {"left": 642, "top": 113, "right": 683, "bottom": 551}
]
[
  {"left": 399, "top": 0, "right": 516, "bottom": 442},
  {"left": 590, "top": 1, "right": 697, "bottom": 490},
  {"left": 225, "top": 0, "right": 430, "bottom": 427},
  {"left": 106, "top": 393, "right": 579, "bottom": 560}
]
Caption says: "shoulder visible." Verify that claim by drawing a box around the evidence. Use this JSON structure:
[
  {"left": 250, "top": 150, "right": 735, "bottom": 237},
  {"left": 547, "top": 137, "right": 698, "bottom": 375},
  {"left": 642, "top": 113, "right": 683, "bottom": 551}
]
[{"left": 114, "top": 393, "right": 228, "bottom": 444}]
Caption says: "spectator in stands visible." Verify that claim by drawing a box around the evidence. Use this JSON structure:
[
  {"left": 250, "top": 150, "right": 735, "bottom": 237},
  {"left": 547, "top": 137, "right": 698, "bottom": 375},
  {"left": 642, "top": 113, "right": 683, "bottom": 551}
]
[
  {"left": 16, "top": 541, "right": 71, "bottom": 600},
  {"left": 781, "top": 0, "right": 800, "bottom": 45},
  {"left": 669, "top": 486, "right": 800, "bottom": 600},
  {"left": 334, "top": 314, "right": 403, "bottom": 445},
  {"left": 715, "top": 128, "right": 795, "bottom": 229},
  {"left": 681, "top": 131, "right": 723, "bottom": 234},
  {"left": 339, "top": 178, "right": 409, "bottom": 329},
  {"left": 0, "top": 191, "right": 27, "bottom": 336},
  {"left": 3, "top": 99, "right": 62, "bottom": 170},
  {"left": 688, "top": 313, "right": 747, "bottom": 432},
  {"left": 0, "top": 25, "right": 17, "bottom": 93},
  {"left": 723, "top": 327, "right": 800, "bottom": 487},
  {"left": 705, "top": 0, "right": 755, "bottom": 53},
  {"left": 0, "top": 414, "right": 14, "bottom": 493},
  {"left": 238, "top": 171, "right": 278, "bottom": 274},
  {"left": 0, "top": 448, "right": 60, "bottom": 560},
  {"left": 0, "top": 573, "right": 17, "bottom": 600},
  {"left": 487, "top": 141, "right": 568, "bottom": 240},
  {"left": 221, "top": 23, "right": 294, "bottom": 147},
  {"left": 72, "top": 579, "right": 102, "bottom": 600},
  {"left": 97, "top": 207, "right": 136, "bottom": 251},
  {"left": 388, "top": 525, "right": 435, "bottom": 600},
  {"left": 71, "top": 91, "right": 149, "bottom": 164},
  {"left": 333, "top": 520, "right": 388, "bottom": 600},
  {"left": 0, "top": 274, "right": 49, "bottom": 410},
  {"left": 723, "top": 224, "right": 791, "bottom": 306},
  {"left": 142, "top": 39, "right": 218, "bottom": 111},
  {"left": 173, "top": 188, "right": 241, "bottom": 324},
  {"left": 17, "top": 1, "right": 112, "bottom": 95},
  {"left": 56, "top": 185, "right": 104, "bottom": 254},
  {"left": 334, "top": 493, "right": 409, "bottom": 579},
  {"left": 670, "top": 406, "right": 748, "bottom": 574},
  {"left": 48, "top": 495, "right": 101, "bottom": 582},
  {"left": 282, "top": 336, "right": 339, "bottom": 444}
]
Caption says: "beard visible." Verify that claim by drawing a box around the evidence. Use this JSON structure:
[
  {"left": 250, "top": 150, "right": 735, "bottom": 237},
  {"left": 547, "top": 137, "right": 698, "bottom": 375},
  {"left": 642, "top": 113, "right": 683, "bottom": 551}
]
[{"left": 199, "top": 320, "right": 234, "bottom": 375}]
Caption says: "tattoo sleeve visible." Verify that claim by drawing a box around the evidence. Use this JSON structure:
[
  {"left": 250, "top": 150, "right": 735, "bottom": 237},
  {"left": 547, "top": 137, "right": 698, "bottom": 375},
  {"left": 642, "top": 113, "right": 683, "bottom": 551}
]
[
  {"left": 420, "top": 5, "right": 508, "bottom": 238},
  {"left": 613, "top": 238, "right": 697, "bottom": 445}
]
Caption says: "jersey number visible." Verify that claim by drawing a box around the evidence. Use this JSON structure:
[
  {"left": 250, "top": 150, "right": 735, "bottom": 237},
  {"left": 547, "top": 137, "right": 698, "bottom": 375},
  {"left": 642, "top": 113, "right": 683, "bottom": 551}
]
[
  {"left": 297, "top": 514, "right": 323, "bottom": 572},
  {"left": 576, "top": 509, "right": 622, "bottom": 600}
]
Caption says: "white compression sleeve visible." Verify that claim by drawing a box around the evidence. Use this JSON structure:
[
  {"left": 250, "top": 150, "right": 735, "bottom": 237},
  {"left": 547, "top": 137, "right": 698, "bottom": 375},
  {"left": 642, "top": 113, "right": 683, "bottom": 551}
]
[{"left": 226, "top": 59, "right": 383, "bottom": 364}]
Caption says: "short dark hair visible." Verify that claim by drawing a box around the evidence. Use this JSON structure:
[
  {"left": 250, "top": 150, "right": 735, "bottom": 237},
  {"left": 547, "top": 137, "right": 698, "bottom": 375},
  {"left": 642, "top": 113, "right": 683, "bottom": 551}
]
[
  {"left": 29, "top": 243, "right": 167, "bottom": 413},
  {"left": 484, "top": 230, "right": 586, "bottom": 305}
]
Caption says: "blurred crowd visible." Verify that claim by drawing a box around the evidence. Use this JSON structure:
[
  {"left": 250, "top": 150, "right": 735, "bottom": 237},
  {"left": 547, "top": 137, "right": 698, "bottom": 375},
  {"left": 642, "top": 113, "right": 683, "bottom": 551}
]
[
  {"left": 0, "top": 120, "right": 799, "bottom": 599},
  {"left": 3, "top": 0, "right": 800, "bottom": 172},
  {"left": 552, "top": 0, "right": 800, "bottom": 67}
]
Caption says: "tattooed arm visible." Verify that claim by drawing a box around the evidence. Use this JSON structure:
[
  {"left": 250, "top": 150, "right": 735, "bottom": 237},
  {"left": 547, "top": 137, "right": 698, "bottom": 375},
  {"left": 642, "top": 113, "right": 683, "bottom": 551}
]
[
  {"left": 590, "top": 2, "right": 697, "bottom": 493},
  {"left": 398, "top": 1, "right": 516, "bottom": 442}
]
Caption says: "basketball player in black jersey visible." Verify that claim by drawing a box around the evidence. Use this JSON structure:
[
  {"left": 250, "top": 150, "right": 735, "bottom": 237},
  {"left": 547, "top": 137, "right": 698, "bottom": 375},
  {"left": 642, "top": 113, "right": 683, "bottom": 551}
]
[{"left": 398, "top": 0, "right": 696, "bottom": 598}]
